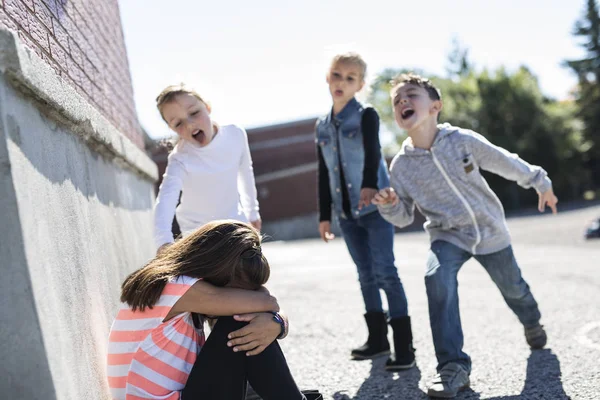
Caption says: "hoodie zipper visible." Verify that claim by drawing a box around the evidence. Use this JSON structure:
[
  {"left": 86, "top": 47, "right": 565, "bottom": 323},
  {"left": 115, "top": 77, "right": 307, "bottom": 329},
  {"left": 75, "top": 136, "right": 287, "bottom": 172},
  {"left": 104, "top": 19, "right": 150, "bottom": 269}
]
[{"left": 431, "top": 149, "right": 481, "bottom": 254}]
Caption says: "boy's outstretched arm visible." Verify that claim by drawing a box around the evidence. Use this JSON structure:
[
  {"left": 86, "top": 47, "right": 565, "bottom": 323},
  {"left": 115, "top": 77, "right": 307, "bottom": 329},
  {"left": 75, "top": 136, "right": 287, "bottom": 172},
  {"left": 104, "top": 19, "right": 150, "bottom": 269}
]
[
  {"left": 467, "top": 131, "right": 558, "bottom": 213},
  {"left": 374, "top": 174, "right": 416, "bottom": 228}
]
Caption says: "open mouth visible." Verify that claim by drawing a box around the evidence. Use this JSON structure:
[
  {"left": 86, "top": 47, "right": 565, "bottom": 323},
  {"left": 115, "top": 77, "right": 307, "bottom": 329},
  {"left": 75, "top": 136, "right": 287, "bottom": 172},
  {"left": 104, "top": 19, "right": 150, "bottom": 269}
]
[
  {"left": 401, "top": 108, "right": 415, "bottom": 120},
  {"left": 335, "top": 89, "right": 344, "bottom": 97},
  {"left": 192, "top": 129, "right": 205, "bottom": 144}
]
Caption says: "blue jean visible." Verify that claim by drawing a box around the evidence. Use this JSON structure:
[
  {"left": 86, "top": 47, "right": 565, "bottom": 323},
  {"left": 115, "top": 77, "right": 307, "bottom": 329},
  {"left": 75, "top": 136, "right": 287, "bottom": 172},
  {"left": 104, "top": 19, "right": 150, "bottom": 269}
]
[
  {"left": 426, "top": 240, "right": 542, "bottom": 372},
  {"left": 338, "top": 211, "right": 408, "bottom": 319}
]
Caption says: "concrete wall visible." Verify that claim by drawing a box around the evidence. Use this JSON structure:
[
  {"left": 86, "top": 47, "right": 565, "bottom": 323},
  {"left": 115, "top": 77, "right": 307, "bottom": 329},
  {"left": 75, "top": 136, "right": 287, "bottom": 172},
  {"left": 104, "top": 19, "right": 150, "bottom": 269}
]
[{"left": 0, "top": 28, "right": 157, "bottom": 400}]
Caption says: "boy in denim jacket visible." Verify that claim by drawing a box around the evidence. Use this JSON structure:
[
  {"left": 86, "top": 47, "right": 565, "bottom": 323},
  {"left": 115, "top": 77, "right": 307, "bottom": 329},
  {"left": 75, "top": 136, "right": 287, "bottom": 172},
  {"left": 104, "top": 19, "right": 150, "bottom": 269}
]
[{"left": 316, "top": 53, "right": 415, "bottom": 370}]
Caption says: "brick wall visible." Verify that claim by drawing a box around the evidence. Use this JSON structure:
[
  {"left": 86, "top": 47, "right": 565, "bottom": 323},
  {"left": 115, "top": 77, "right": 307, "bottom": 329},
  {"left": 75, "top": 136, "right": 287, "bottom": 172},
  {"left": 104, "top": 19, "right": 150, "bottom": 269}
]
[{"left": 0, "top": 0, "right": 143, "bottom": 148}]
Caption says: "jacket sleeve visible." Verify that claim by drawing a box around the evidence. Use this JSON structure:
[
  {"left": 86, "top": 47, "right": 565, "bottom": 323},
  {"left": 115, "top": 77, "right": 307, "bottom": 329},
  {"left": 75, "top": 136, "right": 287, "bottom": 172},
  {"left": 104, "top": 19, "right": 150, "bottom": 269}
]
[
  {"left": 154, "top": 157, "right": 185, "bottom": 249},
  {"left": 377, "top": 166, "right": 415, "bottom": 228},
  {"left": 361, "top": 107, "right": 382, "bottom": 189},
  {"left": 466, "top": 131, "right": 552, "bottom": 193},
  {"left": 317, "top": 144, "right": 333, "bottom": 222},
  {"left": 237, "top": 127, "right": 261, "bottom": 222}
]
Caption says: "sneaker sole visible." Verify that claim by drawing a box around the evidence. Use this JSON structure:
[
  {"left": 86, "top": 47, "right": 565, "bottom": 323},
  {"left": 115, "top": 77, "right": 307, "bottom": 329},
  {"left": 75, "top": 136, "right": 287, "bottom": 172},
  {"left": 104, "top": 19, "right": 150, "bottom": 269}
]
[
  {"left": 385, "top": 360, "right": 416, "bottom": 371},
  {"left": 427, "top": 382, "right": 470, "bottom": 399},
  {"left": 351, "top": 350, "right": 391, "bottom": 360}
]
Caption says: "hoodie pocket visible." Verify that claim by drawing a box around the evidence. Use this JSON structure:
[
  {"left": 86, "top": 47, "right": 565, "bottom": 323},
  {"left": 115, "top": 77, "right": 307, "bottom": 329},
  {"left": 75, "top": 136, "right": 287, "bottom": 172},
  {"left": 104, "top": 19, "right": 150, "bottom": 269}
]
[{"left": 455, "top": 153, "right": 478, "bottom": 179}]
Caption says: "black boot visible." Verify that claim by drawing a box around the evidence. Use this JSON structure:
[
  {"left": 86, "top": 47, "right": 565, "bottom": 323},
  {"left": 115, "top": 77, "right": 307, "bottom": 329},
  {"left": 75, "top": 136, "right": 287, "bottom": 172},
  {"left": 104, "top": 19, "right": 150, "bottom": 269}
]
[
  {"left": 351, "top": 311, "right": 391, "bottom": 359},
  {"left": 386, "top": 316, "right": 416, "bottom": 370}
]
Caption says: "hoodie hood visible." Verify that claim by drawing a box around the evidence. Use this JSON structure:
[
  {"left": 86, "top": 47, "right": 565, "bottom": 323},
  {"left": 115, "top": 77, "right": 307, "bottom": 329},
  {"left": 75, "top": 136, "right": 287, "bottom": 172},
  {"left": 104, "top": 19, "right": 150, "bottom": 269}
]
[{"left": 400, "top": 123, "right": 459, "bottom": 156}]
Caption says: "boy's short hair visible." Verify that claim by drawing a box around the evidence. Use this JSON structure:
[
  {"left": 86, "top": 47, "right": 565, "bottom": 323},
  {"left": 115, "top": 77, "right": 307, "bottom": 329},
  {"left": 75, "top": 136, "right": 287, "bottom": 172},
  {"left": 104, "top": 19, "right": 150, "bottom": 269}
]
[
  {"left": 390, "top": 73, "right": 442, "bottom": 101},
  {"left": 330, "top": 52, "right": 367, "bottom": 80}
]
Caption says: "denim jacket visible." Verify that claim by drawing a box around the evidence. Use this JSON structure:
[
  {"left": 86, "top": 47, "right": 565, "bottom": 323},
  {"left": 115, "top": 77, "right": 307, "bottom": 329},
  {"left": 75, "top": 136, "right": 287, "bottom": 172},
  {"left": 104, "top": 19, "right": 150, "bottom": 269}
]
[{"left": 316, "top": 98, "right": 390, "bottom": 219}]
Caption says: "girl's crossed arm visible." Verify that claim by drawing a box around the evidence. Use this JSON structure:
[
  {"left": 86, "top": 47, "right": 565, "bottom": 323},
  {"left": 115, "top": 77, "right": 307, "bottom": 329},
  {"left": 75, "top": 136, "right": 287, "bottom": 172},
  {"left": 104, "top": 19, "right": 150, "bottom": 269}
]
[{"left": 169, "top": 280, "right": 278, "bottom": 318}]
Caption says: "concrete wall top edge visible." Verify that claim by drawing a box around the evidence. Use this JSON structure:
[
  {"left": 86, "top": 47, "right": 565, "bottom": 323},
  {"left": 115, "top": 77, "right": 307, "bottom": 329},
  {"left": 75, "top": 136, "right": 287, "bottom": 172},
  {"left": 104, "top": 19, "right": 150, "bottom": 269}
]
[{"left": 0, "top": 28, "right": 157, "bottom": 182}]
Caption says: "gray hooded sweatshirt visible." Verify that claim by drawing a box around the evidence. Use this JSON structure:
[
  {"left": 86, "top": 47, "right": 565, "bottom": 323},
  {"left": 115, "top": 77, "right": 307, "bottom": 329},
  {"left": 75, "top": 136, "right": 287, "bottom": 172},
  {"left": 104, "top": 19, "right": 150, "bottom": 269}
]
[{"left": 378, "top": 123, "right": 552, "bottom": 255}]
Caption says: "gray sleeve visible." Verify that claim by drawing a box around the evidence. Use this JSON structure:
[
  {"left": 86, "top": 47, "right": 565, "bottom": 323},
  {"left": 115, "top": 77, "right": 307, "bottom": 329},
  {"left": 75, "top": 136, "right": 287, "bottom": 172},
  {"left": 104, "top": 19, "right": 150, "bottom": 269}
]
[
  {"left": 377, "top": 169, "right": 415, "bottom": 228},
  {"left": 466, "top": 131, "right": 552, "bottom": 193}
]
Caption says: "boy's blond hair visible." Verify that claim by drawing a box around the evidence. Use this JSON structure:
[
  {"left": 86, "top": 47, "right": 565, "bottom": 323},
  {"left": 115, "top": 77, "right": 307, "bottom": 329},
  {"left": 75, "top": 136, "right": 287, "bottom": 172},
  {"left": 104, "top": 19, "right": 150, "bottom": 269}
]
[
  {"left": 155, "top": 84, "right": 211, "bottom": 121},
  {"left": 330, "top": 52, "right": 367, "bottom": 81}
]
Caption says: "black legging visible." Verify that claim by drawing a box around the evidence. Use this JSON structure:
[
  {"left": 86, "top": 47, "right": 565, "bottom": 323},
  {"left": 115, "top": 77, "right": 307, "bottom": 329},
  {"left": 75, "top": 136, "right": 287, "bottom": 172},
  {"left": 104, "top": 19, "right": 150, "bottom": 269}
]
[{"left": 182, "top": 316, "right": 305, "bottom": 400}]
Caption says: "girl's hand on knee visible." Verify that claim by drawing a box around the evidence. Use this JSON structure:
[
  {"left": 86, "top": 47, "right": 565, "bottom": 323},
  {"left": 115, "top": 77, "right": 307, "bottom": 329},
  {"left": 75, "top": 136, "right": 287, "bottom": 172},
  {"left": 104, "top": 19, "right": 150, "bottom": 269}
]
[{"left": 227, "top": 313, "right": 280, "bottom": 356}]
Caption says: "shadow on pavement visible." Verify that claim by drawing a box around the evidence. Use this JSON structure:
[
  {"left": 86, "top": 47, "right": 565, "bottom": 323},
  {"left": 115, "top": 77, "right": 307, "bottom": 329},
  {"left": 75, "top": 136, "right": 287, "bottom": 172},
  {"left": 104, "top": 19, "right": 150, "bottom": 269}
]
[
  {"left": 332, "top": 356, "right": 427, "bottom": 399},
  {"left": 330, "top": 350, "right": 569, "bottom": 399},
  {"left": 464, "top": 349, "right": 570, "bottom": 400}
]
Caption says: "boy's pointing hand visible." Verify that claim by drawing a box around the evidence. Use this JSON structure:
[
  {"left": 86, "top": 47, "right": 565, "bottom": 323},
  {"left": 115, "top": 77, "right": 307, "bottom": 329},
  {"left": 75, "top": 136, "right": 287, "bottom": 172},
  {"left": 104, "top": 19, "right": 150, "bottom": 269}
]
[
  {"left": 538, "top": 189, "right": 558, "bottom": 214},
  {"left": 372, "top": 187, "right": 399, "bottom": 206}
]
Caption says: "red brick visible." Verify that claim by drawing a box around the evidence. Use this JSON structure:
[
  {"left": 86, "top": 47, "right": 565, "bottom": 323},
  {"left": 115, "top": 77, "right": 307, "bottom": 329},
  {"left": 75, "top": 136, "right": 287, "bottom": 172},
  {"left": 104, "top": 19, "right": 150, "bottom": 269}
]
[
  {"left": 65, "top": 56, "right": 82, "bottom": 85},
  {"left": 27, "top": 13, "right": 50, "bottom": 53},
  {"left": 17, "top": 29, "right": 42, "bottom": 57},
  {"left": 41, "top": 52, "right": 61, "bottom": 76},
  {"left": 68, "top": 37, "right": 83, "bottom": 66},
  {"left": 5, "top": 0, "right": 30, "bottom": 30},
  {"left": 81, "top": 56, "right": 97, "bottom": 81},
  {"left": 1, "top": 0, "right": 144, "bottom": 149},
  {"left": 60, "top": 0, "right": 75, "bottom": 18},
  {"left": 91, "top": 83, "right": 104, "bottom": 109},
  {"left": 0, "top": 7, "right": 19, "bottom": 31},
  {"left": 79, "top": 73, "right": 92, "bottom": 97},
  {"left": 85, "top": 47, "right": 101, "bottom": 71},
  {"left": 33, "top": 0, "right": 52, "bottom": 30},
  {"left": 21, "top": 0, "right": 34, "bottom": 10},
  {"left": 40, "top": 0, "right": 59, "bottom": 19},
  {"left": 51, "top": 17, "right": 68, "bottom": 49},
  {"left": 68, "top": 23, "right": 86, "bottom": 52},
  {"left": 48, "top": 35, "right": 67, "bottom": 71}
]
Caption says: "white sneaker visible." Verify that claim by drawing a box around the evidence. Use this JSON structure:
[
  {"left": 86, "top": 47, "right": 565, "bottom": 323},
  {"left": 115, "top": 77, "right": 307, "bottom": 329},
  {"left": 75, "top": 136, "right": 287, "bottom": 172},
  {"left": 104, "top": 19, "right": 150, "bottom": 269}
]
[{"left": 427, "top": 363, "right": 470, "bottom": 398}]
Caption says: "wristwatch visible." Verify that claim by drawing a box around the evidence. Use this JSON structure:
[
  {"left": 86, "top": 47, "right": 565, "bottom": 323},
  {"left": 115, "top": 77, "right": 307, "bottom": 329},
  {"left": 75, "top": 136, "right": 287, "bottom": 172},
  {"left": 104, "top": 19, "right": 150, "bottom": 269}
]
[{"left": 269, "top": 311, "right": 287, "bottom": 339}]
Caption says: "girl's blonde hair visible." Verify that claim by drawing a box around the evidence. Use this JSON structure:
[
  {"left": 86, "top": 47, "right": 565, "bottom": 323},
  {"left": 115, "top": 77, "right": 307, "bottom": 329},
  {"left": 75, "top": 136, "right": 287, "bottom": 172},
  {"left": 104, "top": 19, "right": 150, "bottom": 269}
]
[
  {"left": 330, "top": 52, "right": 367, "bottom": 81},
  {"left": 155, "top": 84, "right": 211, "bottom": 121},
  {"left": 121, "top": 220, "right": 269, "bottom": 311}
]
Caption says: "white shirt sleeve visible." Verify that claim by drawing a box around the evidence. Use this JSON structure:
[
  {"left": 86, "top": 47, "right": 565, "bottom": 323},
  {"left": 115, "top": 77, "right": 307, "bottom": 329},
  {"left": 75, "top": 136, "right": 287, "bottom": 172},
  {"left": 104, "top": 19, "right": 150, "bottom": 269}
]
[
  {"left": 154, "top": 157, "right": 186, "bottom": 249},
  {"left": 236, "top": 127, "right": 260, "bottom": 221}
]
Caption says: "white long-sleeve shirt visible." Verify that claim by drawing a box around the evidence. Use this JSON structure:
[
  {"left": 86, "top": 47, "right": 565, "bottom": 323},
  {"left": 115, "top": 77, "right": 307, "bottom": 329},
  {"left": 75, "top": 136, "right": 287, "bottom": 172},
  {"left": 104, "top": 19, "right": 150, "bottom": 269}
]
[{"left": 154, "top": 124, "right": 260, "bottom": 249}]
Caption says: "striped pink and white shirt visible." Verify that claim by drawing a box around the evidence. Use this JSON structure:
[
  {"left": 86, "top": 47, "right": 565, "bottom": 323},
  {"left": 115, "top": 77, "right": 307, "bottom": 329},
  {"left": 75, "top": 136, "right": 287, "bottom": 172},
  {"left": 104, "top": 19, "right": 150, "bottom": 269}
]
[{"left": 107, "top": 275, "right": 205, "bottom": 400}]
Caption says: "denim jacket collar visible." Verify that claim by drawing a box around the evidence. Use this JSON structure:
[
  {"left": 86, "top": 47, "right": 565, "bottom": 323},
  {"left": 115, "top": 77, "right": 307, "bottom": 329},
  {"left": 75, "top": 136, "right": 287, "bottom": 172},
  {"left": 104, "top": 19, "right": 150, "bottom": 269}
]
[{"left": 326, "top": 97, "right": 360, "bottom": 125}]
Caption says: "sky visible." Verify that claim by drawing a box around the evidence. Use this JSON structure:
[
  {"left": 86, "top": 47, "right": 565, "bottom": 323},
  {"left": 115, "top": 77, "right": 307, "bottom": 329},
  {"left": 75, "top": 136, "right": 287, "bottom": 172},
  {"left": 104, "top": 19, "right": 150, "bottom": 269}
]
[{"left": 119, "top": 0, "right": 585, "bottom": 139}]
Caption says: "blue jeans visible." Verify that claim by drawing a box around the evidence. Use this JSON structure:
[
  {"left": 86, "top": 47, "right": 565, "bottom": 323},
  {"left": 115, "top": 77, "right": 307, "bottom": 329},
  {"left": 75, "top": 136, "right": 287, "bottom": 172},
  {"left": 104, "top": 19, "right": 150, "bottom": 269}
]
[
  {"left": 426, "top": 240, "right": 542, "bottom": 372},
  {"left": 339, "top": 211, "right": 408, "bottom": 319}
]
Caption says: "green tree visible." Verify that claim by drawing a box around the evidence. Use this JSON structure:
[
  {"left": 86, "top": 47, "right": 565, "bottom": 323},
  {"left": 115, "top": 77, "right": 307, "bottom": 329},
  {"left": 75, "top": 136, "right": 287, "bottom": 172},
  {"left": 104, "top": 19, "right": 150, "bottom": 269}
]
[
  {"left": 564, "top": 0, "right": 600, "bottom": 187},
  {"left": 476, "top": 67, "right": 587, "bottom": 208},
  {"left": 446, "top": 37, "right": 472, "bottom": 79}
]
